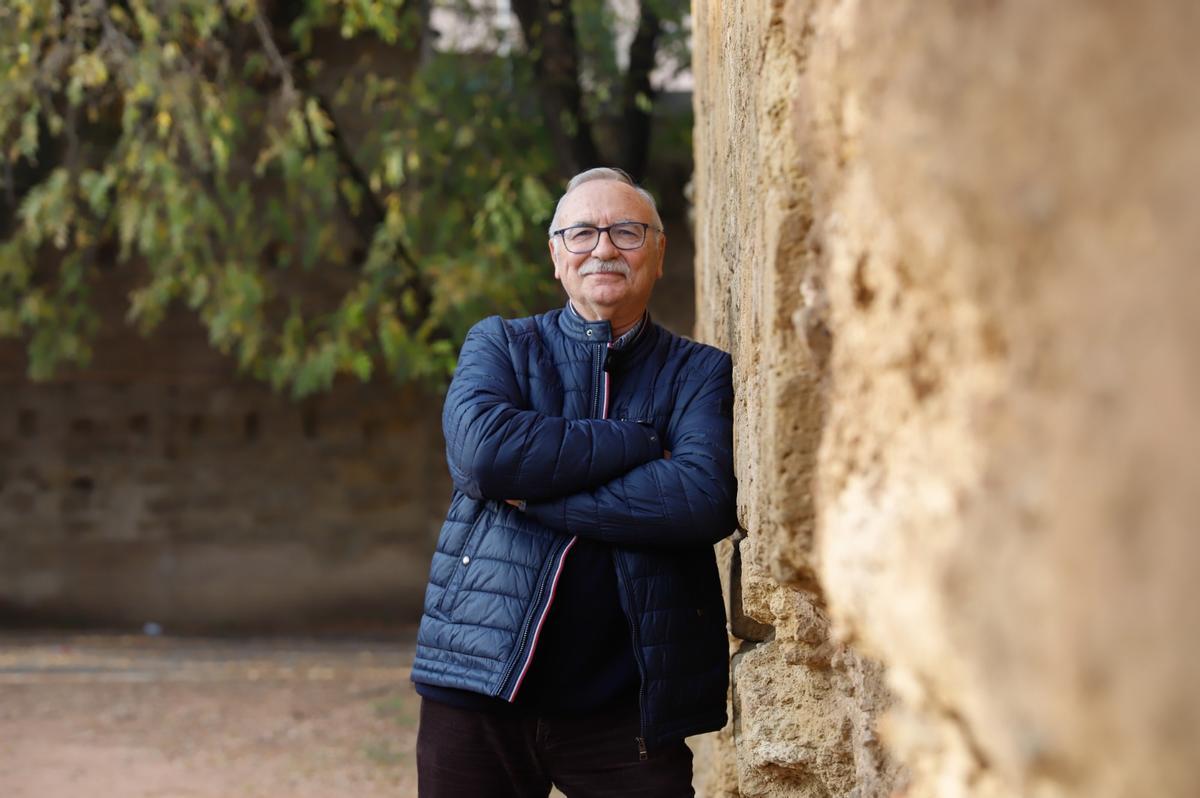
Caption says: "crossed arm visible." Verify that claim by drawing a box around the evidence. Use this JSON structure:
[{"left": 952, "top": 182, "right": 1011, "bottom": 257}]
[{"left": 444, "top": 317, "right": 737, "bottom": 548}]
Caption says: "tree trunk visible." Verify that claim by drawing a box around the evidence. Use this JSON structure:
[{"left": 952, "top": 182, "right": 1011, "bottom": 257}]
[
  {"left": 510, "top": 0, "right": 602, "bottom": 178},
  {"left": 621, "top": 4, "right": 661, "bottom": 183}
]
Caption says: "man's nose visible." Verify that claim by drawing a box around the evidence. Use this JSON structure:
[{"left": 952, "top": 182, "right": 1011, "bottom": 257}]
[{"left": 592, "top": 229, "right": 620, "bottom": 258}]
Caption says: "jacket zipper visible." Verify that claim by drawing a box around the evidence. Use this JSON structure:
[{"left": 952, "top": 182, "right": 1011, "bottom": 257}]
[
  {"left": 497, "top": 535, "right": 576, "bottom": 700},
  {"left": 501, "top": 339, "right": 611, "bottom": 701},
  {"left": 496, "top": 563, "right": 548, "bottom": 695},
  {"left": 591, "top": 342, "right": 606, "bottom": 417},
  {"left": 605, "top": 338, "right": 648, "bottom": 757},
  {"left": 614, "top": 551, "right": 651, "bottom": 760}
]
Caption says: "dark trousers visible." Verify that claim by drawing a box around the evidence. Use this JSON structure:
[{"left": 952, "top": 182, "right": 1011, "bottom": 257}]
[{"left": 416, "top": 698, "right": 695, "bottom": 798}]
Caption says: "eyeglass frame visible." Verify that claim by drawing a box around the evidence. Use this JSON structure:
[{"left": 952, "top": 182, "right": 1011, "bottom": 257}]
[{"left": 549, "top": 222, "right": 663, "bottom": 254}]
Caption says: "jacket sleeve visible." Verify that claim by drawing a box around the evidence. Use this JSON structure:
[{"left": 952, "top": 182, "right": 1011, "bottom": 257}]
[
  {"left": 523, "top": 351, "right": 738, "bottom": 548},
  {"left": 444, "top": 317, "right": 664, "bottom": 502}
]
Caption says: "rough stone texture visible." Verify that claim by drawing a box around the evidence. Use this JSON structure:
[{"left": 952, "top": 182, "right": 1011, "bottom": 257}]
[
  {"left": 691, "top": 2, "right": 899, "bottom": 795},
  {"left": 693, "top": 1, "right": 1199, "bottom": 797}
]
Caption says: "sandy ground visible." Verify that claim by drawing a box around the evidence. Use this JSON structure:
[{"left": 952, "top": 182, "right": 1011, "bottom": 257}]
[{"left": 0, "top": 634, "right": 420, "bottom": 798}]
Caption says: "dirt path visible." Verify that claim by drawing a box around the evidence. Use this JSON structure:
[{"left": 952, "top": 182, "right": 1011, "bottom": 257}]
[{"left": 0, "top": 634, "right": 419, "bottom": 798}]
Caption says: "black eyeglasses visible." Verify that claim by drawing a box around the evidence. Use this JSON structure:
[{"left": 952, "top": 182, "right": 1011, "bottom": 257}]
[{"left": 551, "top": 222, "right": 661, "bottom": 254}]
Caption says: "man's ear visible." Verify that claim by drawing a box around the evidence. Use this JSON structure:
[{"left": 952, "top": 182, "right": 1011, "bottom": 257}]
[
  {"left": 548, "top": 237, "right": 564, "bottom": 280},
  {"left": 655, "top": 233, "right": 667, "bottom": 280}
]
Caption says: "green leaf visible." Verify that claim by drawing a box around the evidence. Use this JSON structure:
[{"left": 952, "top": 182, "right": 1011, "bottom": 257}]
[{"left": 351, "top": 351, "right": 373, "bottom": 381}]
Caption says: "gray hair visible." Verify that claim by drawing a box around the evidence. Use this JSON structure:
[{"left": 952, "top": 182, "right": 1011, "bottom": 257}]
[{"left": 547, "top": 167, "right": 664, "bottom": 237}]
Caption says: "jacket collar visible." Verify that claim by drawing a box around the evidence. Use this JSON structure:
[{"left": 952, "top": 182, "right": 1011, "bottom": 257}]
[{"left": 556, "top": 301, "right": 651, "bottom": 349}]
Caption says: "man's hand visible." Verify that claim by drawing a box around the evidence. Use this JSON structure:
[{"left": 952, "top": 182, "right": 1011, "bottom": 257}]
[
  {"left": 663, "top": 450, "right": 671, "bottom": 460},
  {"left": 505, "top": 499, "right": 523, "bottom": 508}
]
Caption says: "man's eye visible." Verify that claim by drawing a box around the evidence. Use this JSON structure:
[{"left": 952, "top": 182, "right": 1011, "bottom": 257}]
[
  {"left": 568, "top": 228, "right": 596, "bottom": 241},
  {"left": 612, "top": 226, "right": 641, "bottom": 243}
]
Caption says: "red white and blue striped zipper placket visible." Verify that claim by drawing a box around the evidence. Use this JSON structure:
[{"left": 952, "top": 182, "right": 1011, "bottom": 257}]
[
  {"left": 601, "top": 341, "right": 613, "bottom": 418},
  {"left": 505, "top": 341, "right": 614, "bottom": 702}
]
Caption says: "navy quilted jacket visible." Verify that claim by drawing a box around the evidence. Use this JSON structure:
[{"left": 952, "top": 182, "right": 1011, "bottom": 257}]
[{"left": 411, "top": 305, "right": 737, "bottom": 749}]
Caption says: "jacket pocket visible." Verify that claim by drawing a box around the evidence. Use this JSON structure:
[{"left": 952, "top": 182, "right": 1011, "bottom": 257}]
[{"left": 436, "top": 506, "right": 493, "bottom": 615}]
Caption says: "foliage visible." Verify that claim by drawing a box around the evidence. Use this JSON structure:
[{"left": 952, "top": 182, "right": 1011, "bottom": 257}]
[{"left": 0, "top": 0, "right": 688, "bottom": 397}]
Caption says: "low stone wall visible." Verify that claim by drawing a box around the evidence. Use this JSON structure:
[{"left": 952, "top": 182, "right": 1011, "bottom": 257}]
[
  {"left": 0, "top": 273, "right": 450, "bottom": 631},
  {"left": 692, "top": 1, "right": 1199, "bottom": 796}
]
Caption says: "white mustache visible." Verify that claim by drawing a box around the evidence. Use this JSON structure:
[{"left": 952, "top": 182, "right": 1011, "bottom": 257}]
[{"left": 579, "top": 260, "right": 631, "bottom": 277}]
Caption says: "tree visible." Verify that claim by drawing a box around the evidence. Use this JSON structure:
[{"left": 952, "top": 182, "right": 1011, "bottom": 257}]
[{"left": 0, "top": 0, "right": 690, "bottom": 397}]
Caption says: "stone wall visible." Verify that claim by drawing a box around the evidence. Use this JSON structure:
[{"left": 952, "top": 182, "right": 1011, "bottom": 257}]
[
  {"left": 692, "top": 1, "right": 1199, "bottom": 797},
  {"left": 0, "top": 265, "right": 451, "bottom": 632}
]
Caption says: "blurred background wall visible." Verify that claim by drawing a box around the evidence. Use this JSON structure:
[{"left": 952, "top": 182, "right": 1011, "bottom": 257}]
[
  {"left": 691, "top": 1, "right": 1199, "bottom": 796},
  {"left": 0, "top": 307, "right": 450, "bottom": 633}
]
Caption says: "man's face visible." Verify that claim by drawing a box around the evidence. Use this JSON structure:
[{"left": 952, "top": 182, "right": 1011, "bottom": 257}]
[{"left": 548, "top": 180, "right": 665, "bottom": 321}]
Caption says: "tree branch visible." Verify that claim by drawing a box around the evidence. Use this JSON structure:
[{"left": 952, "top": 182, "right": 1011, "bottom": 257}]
[
  {"left": 251, "top": 6, "right": 298, "bottom": 103},
  {"left": 249, "top": 5, "right": 434, "bottom": 331},
  {"left": 91, "top": 0, "right": 137, "bottom": 57}
]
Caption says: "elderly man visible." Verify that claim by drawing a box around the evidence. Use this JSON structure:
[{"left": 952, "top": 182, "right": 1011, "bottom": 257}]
[{"left": 411, "top": 168, "right": 737, "bottom": 797}]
